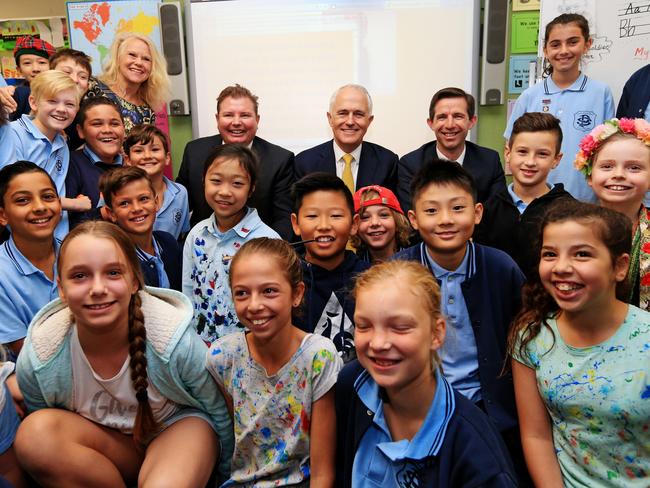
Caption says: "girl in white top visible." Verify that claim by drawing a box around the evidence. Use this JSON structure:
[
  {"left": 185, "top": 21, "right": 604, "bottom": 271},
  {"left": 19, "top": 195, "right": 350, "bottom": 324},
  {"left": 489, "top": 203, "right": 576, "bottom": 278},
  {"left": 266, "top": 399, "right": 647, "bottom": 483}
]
[
  {"left": 15, "top": 221, "right": 233, "bottom": 487},
  {"left": 207, "top": 237, "right": 342, "bottom": 487}
]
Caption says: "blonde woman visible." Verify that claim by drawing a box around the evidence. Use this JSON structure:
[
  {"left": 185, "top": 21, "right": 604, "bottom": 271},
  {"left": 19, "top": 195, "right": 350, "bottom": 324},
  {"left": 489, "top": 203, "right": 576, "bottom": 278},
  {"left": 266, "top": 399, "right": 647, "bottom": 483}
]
[{"left": 84, "top": 33, "right": 170, "bottom": 133}]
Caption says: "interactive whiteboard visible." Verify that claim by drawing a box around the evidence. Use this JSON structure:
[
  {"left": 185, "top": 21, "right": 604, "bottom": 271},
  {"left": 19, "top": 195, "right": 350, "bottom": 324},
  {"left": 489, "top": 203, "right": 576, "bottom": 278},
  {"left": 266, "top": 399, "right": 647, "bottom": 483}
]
[{"left": 185, "top": 0, "right": 480, "bottom": 156}]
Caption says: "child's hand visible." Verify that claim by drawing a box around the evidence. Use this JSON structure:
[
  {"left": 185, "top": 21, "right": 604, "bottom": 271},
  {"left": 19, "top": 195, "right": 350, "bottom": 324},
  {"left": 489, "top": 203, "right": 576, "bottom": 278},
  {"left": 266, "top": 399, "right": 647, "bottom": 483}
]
[
  {"left": 62, "top": 195, "right": 92, "bottom": 212},
  {"left": 5, "top": 374, "right": 25, "bottom": 419},
  {"left": 0, "top": 86, "right": 17, "bottom": 113}
]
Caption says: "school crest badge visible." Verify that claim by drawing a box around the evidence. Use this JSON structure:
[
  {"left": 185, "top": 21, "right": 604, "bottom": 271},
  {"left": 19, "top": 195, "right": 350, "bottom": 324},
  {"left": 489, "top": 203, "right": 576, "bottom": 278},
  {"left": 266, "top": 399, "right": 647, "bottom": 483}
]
[{"left": 574, "top": 111, "right": 596, "bottom": 131}]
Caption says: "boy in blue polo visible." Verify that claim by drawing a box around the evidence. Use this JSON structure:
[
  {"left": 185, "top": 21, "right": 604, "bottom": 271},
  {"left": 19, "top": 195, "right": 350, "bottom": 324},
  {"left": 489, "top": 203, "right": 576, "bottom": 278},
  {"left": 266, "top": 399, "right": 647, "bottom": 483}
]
[
  {"left": 0, "top": 162, "right": 61, "bottom": 357},
  {"left": 393, "top": 159, "right": 528, "bottom": 483},
  {"left": 0, "top": 70, "right": 89, "bottom": 241},
  {"left": 124, "top": 124, "right": 190, "bottom": 240},
  {"left": 100, "top": 166, "right": 182, "bottom": 291}
]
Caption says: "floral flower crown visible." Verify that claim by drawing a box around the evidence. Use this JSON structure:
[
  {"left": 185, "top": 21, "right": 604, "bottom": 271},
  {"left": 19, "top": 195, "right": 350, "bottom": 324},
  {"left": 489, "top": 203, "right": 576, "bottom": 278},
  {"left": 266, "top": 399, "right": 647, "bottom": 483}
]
[{"left": 574, "top": 118, "right": 650, "bottom": 177}]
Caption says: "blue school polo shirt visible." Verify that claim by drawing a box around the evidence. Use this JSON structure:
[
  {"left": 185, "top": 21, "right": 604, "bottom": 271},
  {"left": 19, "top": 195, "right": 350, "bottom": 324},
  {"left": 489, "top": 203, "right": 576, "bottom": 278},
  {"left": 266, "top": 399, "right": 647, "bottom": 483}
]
[
  {"left": 83, "top": 144, "right": 123, "bottom": 168},
  {"left": 0, "top": 115, "right": 71, "bottom": 240},
  {"left": 424, "top": 242, "right": 481, "bottom": 402},
  {"left": 154, "top": 176, "right": 190, "bottom": 239},
  {"left": 507, "top": 183, "right": 528, "bottom": 214},
  {"left": 0, "top": 236, "right": 60, "bottom": 343},
  {"left": 352, "top": 369, "right": 455, "bottom": 486},
  {"left": 504, "top": 74, "right": 615, "bottom": 202},
  {"left": 136, "top": 235, "right": 170, "bottom": 289}
]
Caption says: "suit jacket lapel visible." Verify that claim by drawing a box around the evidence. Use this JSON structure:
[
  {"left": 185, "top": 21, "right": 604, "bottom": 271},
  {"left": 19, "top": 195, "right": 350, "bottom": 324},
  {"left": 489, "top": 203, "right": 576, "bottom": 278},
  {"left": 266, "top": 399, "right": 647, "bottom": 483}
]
[
  {"left": 423, "top": 141, "right": 439, "bottom": 165},
  {"left": 461, "top": 142, "right": 479, "bottom": 175},
  {"left": 356, "top": 142, "right": 371, "bottom": 189},
  {"left": 322, "top": 140, "right": 337, "bottom": 174}
]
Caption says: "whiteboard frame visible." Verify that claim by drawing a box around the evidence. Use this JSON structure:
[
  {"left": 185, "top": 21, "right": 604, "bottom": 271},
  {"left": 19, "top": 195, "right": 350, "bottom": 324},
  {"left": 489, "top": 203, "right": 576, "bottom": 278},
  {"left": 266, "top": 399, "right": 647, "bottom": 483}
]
[{"left": 184, "top": 0, "right": 481, "bottom": 153}]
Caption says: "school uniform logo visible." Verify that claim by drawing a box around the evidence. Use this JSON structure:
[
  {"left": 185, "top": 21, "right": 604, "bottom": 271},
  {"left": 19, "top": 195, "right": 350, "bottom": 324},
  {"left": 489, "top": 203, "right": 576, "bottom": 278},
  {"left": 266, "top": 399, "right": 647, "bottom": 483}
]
[
  {"left": 396, "top": 459, "right": 428, "bottom": 487},
  {"left": 541, "top": 99, "right": 551, "bottom": 112},
  {"left": 173, "top": 209, "right": 182, "bottom": 223},
  {"left": 55, "top": 157, "right": 63, "bottom": 173},
  {"left": 574, "top": 111, "right": 596, "bottom": 131}
]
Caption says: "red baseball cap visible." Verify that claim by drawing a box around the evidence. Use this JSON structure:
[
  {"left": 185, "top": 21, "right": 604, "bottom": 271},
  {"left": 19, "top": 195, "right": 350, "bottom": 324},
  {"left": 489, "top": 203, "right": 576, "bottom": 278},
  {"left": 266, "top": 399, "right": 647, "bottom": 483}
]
[{"left": 354, "top": 185, "right": 404, "bottom": 214}]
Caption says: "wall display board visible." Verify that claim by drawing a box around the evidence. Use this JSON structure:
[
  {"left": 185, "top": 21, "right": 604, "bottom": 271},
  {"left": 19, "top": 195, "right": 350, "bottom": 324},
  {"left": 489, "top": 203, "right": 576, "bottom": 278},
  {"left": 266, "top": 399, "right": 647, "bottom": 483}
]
[{"left": 0, "top": 17, "right": 68, "bottom": 80}]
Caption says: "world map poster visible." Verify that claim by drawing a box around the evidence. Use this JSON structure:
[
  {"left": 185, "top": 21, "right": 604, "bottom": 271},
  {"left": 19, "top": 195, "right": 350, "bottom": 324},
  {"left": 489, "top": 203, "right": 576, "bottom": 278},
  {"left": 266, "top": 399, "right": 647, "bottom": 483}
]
[{"left": 67, "top": 1, "right": 162, "bottom": 76}]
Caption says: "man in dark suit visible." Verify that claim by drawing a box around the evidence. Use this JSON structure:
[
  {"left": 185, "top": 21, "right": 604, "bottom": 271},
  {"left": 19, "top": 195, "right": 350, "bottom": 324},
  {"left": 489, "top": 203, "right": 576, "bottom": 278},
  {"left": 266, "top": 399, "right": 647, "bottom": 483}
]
[
  {"left": 295, "top": 84, "right": 398, "bottom": 193},
  {"left": 398, "top": 87, "right": 506, "bottom": 210},
  {"left": 177, "top": 84, "right": 294, "bottom": 239}
]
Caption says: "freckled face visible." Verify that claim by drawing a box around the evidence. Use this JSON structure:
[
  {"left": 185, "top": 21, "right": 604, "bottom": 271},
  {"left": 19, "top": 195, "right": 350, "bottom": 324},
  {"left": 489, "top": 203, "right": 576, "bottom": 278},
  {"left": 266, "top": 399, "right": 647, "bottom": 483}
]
[{"left": 355, "top": 280, "right": 445, "bottom": 394}]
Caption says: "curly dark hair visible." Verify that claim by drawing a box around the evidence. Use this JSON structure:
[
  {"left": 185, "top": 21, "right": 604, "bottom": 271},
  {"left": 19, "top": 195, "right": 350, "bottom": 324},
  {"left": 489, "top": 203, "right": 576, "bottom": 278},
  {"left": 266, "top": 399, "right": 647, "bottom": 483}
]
[{"left": 507, "top": 200, "right": 632, "bottom": 362}]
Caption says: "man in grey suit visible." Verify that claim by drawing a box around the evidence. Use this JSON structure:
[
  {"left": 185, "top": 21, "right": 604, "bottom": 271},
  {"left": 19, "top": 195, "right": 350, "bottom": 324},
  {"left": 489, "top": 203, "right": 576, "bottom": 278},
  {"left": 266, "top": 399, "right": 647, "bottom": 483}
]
[{"left": 177, "top": 84, "right": 294, "bottom": 239}]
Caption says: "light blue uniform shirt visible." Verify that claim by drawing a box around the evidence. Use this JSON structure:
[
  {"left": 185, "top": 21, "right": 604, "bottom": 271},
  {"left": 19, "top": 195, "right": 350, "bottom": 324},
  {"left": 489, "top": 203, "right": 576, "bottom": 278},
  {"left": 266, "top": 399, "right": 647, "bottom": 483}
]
[
  {"left": 507, "top": 183, "right": 528, "bottom": 214},
  {"left": 83, "top": 144, "right": 123, "bottom": 167},
  {"left": 154, "top": 176, "right": 190, "bottom": 239},
  {"left": 0, "top": 115, "right": 70, "bottom": 240},
  {"left": 504, "top": 74, "right": 615, "bottom": 202},
  {"left": 0, "top": 237, "right": 60, "bottom": 343},
  {"left": 136, "top": 235, "right": 170, "bottom": 289},
  {"left": 352, "top": 369, "right": 456, "bottom": 486},
  {"left": 0, "top": 76, "right": 7, "bottom": 87},
  {"left": 423, "top": 242, "right": 481, "bottom": 402},
  {"left": 182, "top": 207, "right": 280, "bottom": 344}
]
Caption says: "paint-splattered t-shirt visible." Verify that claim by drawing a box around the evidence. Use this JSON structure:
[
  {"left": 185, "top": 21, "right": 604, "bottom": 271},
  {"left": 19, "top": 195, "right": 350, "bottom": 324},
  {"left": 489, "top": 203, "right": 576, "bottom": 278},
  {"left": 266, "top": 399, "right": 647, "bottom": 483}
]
[
  {"left": 206, "top": 332, "right": 342, "bottom": 487},
  {"left": 513, "top": 305, "right": 650, "bottom": 487},
  {"left": 182, "top": 208, "right": 279, "bottom": 344}
]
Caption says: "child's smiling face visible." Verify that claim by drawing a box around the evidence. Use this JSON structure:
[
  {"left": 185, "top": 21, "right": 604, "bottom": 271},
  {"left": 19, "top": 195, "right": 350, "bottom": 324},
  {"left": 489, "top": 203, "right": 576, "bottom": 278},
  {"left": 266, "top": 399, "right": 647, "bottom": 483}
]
[
  {"left": 0, "top": 171, "right": 61, "bottom": 242},
  {"left": 30, "top": 89, "right": 79, "bottom": 140},
  {"left": 539, "top": 220, "right": 628, "bottom": 316},
  {"left": 354, "top": 275, "right": 445, "bottom": 395},
  {"left": 357, "top": 204, "right": 397, "bottom": 253},
  {"left": 589, "top": 136, "right": 650, "bottom": 210},
  {"left": 78, "top": 104, "right": 125, "bottom": 163}
]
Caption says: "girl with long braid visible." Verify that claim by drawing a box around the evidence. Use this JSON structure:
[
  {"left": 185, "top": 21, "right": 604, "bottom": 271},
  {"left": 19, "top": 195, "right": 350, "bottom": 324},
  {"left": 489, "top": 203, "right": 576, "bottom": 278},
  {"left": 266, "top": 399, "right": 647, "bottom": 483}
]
[{"left": 13, "top": 221, "right": 233, "bottom": 487}]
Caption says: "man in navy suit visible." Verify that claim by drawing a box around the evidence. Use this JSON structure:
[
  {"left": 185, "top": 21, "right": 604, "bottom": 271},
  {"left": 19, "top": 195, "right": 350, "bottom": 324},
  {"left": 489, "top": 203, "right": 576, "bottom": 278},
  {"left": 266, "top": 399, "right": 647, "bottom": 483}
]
[
  {"left": 295, "top": 84, "right": 398, "bottom": 193},
  {"left": 177, "top": 84, "right": 294, "bottom": 239},
  {"left": 398, "top": 87, "right": 506, "bottom": 210}
]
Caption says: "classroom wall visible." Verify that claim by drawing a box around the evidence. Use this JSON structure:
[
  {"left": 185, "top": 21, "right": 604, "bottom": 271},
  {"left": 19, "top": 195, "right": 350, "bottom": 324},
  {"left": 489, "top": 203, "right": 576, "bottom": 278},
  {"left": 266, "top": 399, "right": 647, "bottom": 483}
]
[
  {"left": 1, "top": 0, "right": 67, "bottom": 19},
  {"left": 4, "top": 0, "right": 511, "bottom": 175}
]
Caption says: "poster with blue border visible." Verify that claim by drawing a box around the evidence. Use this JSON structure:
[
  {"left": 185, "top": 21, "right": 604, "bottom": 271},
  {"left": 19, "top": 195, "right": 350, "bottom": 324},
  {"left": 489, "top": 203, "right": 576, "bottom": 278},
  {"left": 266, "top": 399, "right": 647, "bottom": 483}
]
[{"left": 508, "top": 54, "right": 535, "bottom": 94}]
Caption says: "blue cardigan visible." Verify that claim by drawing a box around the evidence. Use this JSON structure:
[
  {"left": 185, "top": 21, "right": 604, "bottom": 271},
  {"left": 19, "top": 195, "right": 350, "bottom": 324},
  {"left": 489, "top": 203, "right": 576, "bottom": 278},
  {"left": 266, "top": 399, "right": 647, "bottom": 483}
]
[
  {"left": 335, "top": 361, "right": 518, "bottom": 488},
  {"left": 616, "top": 64, "right": 650, "bottom": 119},
  {"left": 393, "top": 243, "right": 525, "bottom": 432}
]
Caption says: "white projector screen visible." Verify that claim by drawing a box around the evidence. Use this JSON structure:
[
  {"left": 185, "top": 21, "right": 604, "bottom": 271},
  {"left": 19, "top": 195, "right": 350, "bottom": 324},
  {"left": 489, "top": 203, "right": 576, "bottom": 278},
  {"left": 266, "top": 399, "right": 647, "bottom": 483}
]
[{"left": 185, "top": 0, "right": 480, "bottom": 157}]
